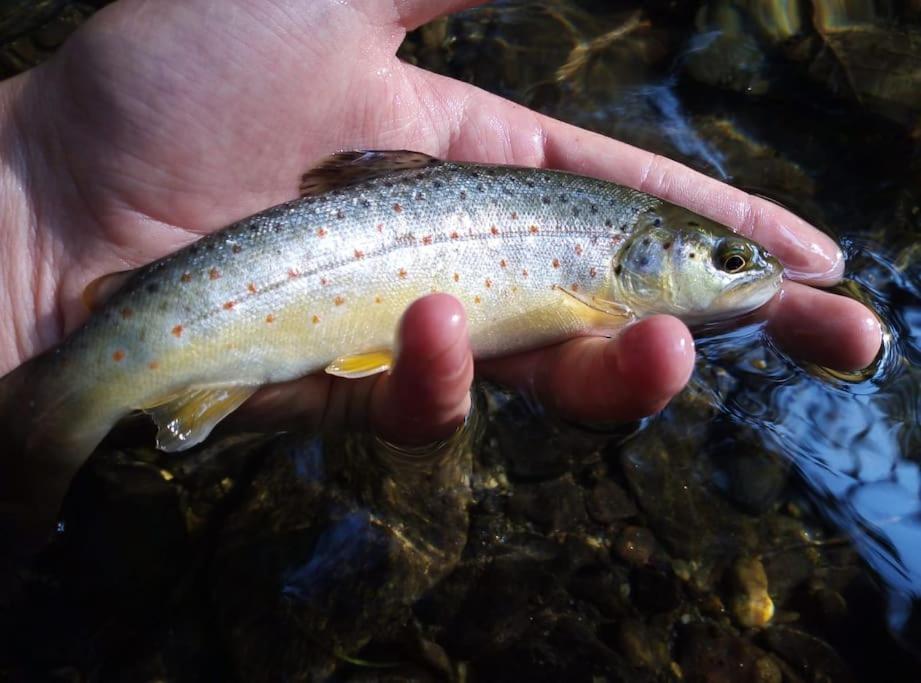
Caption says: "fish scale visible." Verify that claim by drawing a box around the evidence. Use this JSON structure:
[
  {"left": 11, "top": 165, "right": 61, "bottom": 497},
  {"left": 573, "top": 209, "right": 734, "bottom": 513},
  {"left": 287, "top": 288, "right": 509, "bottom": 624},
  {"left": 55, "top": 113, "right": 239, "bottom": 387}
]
[{"left": 0, "top": 150, "right": 782, "bottom": 515}]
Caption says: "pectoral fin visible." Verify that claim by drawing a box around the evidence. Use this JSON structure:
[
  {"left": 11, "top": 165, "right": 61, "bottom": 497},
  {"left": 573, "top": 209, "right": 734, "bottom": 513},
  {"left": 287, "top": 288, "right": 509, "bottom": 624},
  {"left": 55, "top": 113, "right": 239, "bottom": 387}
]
[
  {"left": 143, "top": 385, "right": 258, "bottom": 453},
  {"left": 325, "top": 350, "right": 393, "bottom": 379},
  {"left": 557, "top": 285, "right": 636, "bottom": 329}
]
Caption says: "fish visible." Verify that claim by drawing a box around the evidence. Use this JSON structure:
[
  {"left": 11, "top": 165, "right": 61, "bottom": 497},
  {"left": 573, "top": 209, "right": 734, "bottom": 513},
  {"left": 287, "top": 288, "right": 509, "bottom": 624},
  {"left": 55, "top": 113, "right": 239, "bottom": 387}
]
[{"left": 0, "top": 150, "right": 782, "bottom": 539}]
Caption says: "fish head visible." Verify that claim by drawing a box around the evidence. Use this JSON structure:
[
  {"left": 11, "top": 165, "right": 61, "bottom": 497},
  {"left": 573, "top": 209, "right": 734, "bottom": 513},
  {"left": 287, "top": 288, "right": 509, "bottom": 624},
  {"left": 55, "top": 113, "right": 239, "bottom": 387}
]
[{"left": 610, "top": 204, "right": 783, "bottom": 324}]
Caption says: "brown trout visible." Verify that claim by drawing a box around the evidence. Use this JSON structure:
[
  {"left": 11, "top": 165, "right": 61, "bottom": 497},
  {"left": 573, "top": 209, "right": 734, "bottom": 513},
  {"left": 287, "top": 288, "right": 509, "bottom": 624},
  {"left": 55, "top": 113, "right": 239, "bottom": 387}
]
[{"left": 0, "top": 151, "right": 782, "bottom": 530}]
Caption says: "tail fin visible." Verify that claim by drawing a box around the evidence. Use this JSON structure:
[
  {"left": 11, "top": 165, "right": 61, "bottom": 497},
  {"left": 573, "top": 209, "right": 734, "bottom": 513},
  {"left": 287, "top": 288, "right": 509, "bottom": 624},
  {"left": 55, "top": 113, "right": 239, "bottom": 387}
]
[{"left": 0, "top": 355, "right": 109, "bottom": 584}]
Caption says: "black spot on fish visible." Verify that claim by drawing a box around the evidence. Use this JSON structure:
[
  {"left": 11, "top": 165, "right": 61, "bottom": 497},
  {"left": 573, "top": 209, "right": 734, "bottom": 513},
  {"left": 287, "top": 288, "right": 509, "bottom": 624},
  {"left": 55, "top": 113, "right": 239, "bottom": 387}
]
[
  {"left": 604, "top": 219, "right": 613, "bottom": 228},
  {"left": 477, "top": 183, "right": 485, "bottom": 192},
  {"left": 653, "top": 217, "right": 662, "bottom": 227},
  {"left": 360, "top": 199, "right": 371, "bottom": 208},
  {"left": 590, "top": 205, "right": 598, "bottom": 214},
  {"left": 433, "top": 180, "right": 443, "bottom": 189},
  {"left": 526, "top": 180, "right": 535, "bottom": 188},
  {"left": 336, "top": 210, "right": 345, "bottom": 219},
  {"left": 614, "top": 264, "right": 622, "bottom": 275},
  {"left": 642, "top": 238, "right": 650, "bottom": 246},
  {"left": 687, "top": 221, "right": 700, "bottom": 228},
  {"left": 558, "top": 194, "right": 567, "bottom": 203},
  {"left": 572, "top": 207, "right": 580, "bottom": 217},
  {"left": 689, "top": 252, "right": 696, "bottom": 259},
  {"left": 146, "top": 283, "right": 160, "bottom": 294},
  {"left": 663, "top": 242, "right": 672, "bottom": 250},
  {"left": 542, "top": 196, "right": 551, "bottom": 204},
  {"left": 415, "top": 192, "right": 424, "bottom": 201},
  {"left": 459, "top": 191, "right": 467, "bottom": 200}
]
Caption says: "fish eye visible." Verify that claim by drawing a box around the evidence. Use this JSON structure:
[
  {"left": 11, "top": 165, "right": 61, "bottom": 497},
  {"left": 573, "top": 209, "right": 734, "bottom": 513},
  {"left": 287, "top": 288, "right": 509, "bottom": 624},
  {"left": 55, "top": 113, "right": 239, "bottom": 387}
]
[{"left": 716, "top": 241, "right": 753, "bottom": 274}]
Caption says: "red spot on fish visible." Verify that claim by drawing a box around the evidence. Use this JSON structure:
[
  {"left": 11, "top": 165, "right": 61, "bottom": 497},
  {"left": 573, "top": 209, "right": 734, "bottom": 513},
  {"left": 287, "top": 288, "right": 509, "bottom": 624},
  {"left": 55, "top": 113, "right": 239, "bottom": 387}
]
[
  {"left": 552, "top": 258, "right": 560, "bottom": 268},
  {"left": 575, "top": 244, "right": 584, "bottom": 256},
  {"left": 393, "top": 203, "right": 402, "bottom": 213},
  {"left": 288, "top": 268, "right": 300, "bottom": 279},
  {"left": 474, "top": 295, "right": 481, "bottom": 304},
  {"left": 172, "top": 325, "right": 184, "bottom": 337},
  {"left": 223, "top": 300, "right": 235, "bottom": 310},
  {"left": 377, "top": 223, "right": 384, "bottom": 233},
  {"left": 232, "top": 244, "right": 242, "bottom": 254},
  {"left": 522, "top": 269, "right": 529, "bottom": 278},
  {"left": 312, "top": 314, "right": 321, "bottom": 324},
  {"left": 453, "top": 273, "right": 460, "bottom": 282},
  {"left": 334, "top": 295, "right": 345, "bottom": 306},
  {"left": 317, "top": 227, "right": 327, "bottom": 238},
  {"left": 374, "top": 296, "right": 382, "bottom": 304},
  {"left": 511, "top": 212, "right": 518, "bottom": 220},
  {"left": 485, "top": 278, "right": 492, "bottom": 288},
  {"left": 499, "top": 259, "right": 507, "bottom": 268},
  {"left": 247, "top": 282, "right": 257, "bottom": 293},
  {"left": 265, "top": 314, "right": 275, "bottom": 324},
  {"left": 320, "top": 277, "right": 328, "bottom": 286},
  {"left": 148, "top": 361, "right": 160, "bottom": 370},
  {"left": 354, "top": 249, "right": 365, "bottom": 260},
  {"left": 209, "top": 268, "right": 221, "bottom": 280},
  {"left": 571, "top": 283, "right": 580, "bottom": 292},
  {"left": 180, "top": 272, "right": 192, "bottom": 283},
  {"left": 490, "top": 225, "right": 499, "bottom": 236},
  {"left": 589, "top": 267, "right": 598, "bottom": 278},
  {"left": 112, "top": 350, "right": 125, "bottom": 362},
  {"left": 120, "top": 307, "right": 133, "bottom": 319},
  {"left": 422, "top": 235, "right": 433, "bottom": 245},
  {"left": 398, "top": 268, "right": 408, "bottom": 279},
  {"left": 529, "top": 225, "right": 539, "bottom": 234},
  {"left": 450, "top": 231, "right": 459, "bottom": 240}
]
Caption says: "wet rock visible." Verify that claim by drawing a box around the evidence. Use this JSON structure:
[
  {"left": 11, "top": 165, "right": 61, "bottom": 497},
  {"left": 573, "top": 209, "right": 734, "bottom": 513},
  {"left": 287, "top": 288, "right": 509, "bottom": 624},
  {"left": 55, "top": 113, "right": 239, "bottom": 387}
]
[
  {"left": 612, "top": 617, "right": 670, "bottom": 672},
  {"left": 507, "top": 473, "right": 587, "bottom": 531},
  {"left": 758, "top": 625, "right": 857, "bottom": 683},
  {"left": 613, "top": 525, "right": 658, "bottom": 567},
  {"left": 677, "top": 622, "right": 783, "bottom": 683},
  {"left": 210, "top": 432, "right": 472, "bottom": 681},
  {"left": 729, "top": 557, "right": 775, "bottom": 629},
  {"left": 585, "top": 477, "right": 637, "bottom": 524},
  {"left": 568, "top": 564, "right": 632, "bottom": 619}
]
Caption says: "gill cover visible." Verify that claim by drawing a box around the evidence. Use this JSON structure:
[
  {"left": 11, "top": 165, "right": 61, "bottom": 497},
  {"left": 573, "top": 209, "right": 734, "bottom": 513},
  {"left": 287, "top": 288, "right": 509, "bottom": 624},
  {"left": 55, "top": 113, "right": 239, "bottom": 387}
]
[{"left": 611, "top": 204, "right": 783, "bottom": 324}]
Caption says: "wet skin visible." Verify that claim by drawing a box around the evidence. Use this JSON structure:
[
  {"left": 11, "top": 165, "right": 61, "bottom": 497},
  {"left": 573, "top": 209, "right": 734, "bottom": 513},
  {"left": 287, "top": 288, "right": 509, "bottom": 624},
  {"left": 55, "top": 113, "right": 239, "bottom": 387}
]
[{"left": 0, "top": 0, "right": 881, "bottom": 453}]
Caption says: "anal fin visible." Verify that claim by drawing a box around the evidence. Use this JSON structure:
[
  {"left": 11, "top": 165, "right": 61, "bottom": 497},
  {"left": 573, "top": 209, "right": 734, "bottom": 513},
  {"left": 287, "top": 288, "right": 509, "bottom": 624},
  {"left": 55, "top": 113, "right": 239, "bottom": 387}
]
[
  {"left": 325, "top": 350, "right": 393, "bottom": 379},
  {"left": 143, "top": 385, "right": 257, "bottom": 453}
]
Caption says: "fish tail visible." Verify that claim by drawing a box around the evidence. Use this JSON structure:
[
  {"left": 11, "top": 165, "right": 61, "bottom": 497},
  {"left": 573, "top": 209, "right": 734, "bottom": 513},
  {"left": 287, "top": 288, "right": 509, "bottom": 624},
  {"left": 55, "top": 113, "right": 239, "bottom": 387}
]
[{"left": 0, "top": 355, "right": 109, "bottom": 579}]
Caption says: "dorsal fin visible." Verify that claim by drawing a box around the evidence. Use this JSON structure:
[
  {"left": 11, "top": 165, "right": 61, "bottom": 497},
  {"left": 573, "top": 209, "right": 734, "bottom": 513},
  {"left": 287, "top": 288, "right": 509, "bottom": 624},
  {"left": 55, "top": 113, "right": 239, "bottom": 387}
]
[
  {"left": 82, "top": 269, "right": 135, "bottom": 312},
  {"left": 298, "top": 150, "right": 441, "bottom": 197}
]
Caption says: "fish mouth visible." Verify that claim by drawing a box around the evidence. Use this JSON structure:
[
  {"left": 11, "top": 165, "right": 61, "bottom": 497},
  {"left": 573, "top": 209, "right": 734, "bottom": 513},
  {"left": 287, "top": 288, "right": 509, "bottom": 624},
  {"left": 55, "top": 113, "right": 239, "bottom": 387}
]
[{"left": 720, "top": 267, "right": 784, "bottom": 318}]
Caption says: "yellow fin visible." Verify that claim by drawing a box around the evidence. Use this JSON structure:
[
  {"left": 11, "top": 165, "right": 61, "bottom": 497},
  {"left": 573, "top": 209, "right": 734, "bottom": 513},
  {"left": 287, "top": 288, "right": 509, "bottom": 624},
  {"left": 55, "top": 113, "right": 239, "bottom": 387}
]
[
  {"left": 299, "top": 150, "right": 440, "bottom": 197},
  {"left": 81, "top": 269, "right": 135, "bottom": 312},
  {"left": 143, "top": 385, "right": 257, "bottom": 453},
  {"left": 325, "top": 350, "right": 393, "bottom": 379},
  {"left": 557, "top": 285, "right": 635, "bottom": 329}
]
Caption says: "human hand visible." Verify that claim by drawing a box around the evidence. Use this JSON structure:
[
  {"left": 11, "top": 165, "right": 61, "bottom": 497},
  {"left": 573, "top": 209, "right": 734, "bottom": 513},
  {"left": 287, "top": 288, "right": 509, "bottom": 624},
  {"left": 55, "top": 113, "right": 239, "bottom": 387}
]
[{"left": 0, "top": 0, "right": 881, "bottom": 450}]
